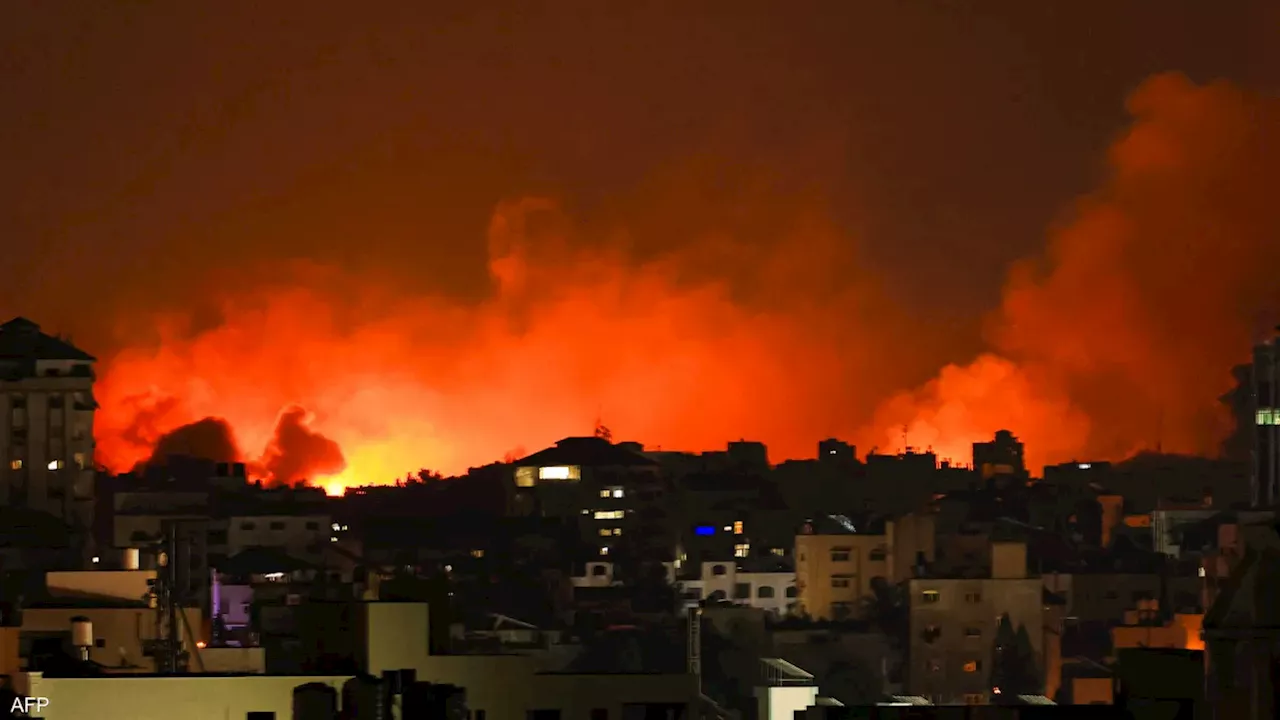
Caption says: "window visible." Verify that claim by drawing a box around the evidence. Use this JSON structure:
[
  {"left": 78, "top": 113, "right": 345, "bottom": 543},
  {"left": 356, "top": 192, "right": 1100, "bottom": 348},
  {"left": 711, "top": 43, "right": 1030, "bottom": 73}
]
[
  {"left": 591, "top": 564, "right": 608, "bottom": 576},
  {"left": 607, "top": 486, "right": 625, "bottom": 498},
  {"left": 869, "top": 548, "right": 886, "bottom": 561},
  {"left": 785, "top": 586, "right": 797, "bottom": 598},
  {"left": 734, "top": 543, "right": 750, "bottom": 558},
  {"left": 476, "top": 712, "right": 487, "bottom": 720},
  {"left": 733, "top": 521, "right": 744, "bottom": 535},
  {"left": 965, "top": 592, "right": 982, "bottom": 603},
  {"left": 73, "top": 452, "right": 86, "bottom": 469},
  {"left": 269, "top": 521, "right": 286, "bottom": 531},
  {"left": 599, "top": 528, "right": 612, "bottom": 537},
  {"left": 515, "top": 467, "right": 536, "bottom": 487},
  {"left": 241, "top": 522, "right": 256, "bottom": 531},
  {"left": 758, "top": 586, "right": 775, "bottom": 598},
  {"left": 831, "top": 576, "right": 851, "bottom": 588},
  {"left": 594, "top": 510, "right": 624, "bottom": 520},
  {"left": 599, "top": 546, "right": 610, "bottom": 556},
  {"left": 921, "top": 590, "right": 940, "bottom": 603},
  {"left": 964, "top": 694, "right": 985, "bottom": 705},
  {"left": 770, "top": 547, "right": 785, "bottom": 556},
  {"left": 1258, "top": 408, "right": 1280, "bottom": 426},
  {"left": 830, "top": 548, "right": 851, "bottom": 562},
  {"left": 965, "top": 627, "right": 982, "bottom": 638},
  {"left": 471, "top": 549, "right": 484, "bottom": 558},
  {"left": 591, "top": 710, "right": 608, "bottom": 720},
  {"left": 8, "top": 459, "right": 20, "bottom": 470},
  {"left": 538, "top": 466, "right": 579, "bottom": 481},
  {"left": 527, "top": 711, "right": 560, "bottom": 720},
  {"left": 734, "top": 583, "right": 750, "bottom": 599},
  {"left": 712, "top": 564, "right": 727, "bottom": 576},
  {"left": 600, "top": 489, "right": 611, "bottom": 498},
  {"left": 46, "top": 459, "right": 63, "bottom": 470},
  {"left": 963, "top": 660, "right": 981, "bottom": 673}
]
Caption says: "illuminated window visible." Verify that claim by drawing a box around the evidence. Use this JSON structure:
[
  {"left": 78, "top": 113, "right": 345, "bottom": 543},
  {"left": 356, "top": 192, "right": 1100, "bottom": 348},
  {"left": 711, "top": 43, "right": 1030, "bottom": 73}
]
[
  {"left": 8, "top": 459, "right": 20, "bottom": 470},
  {"left": 47, "top": 459, "right": 63, "bottom": 470},
  {"left": 1258, "top": 409, "right": 1280, "bottom": 426},
  {"left": 612, "top": 488, "right": 624, "bottom": 498},
  {"left": 770, "top": 547, "right": 785, "bottom": 556},
  {"left": 599, "top": 528, "right": 611, "bottom": 537},
  {"left": 538, "top": 465, "right": 580, "bottom": 481},
  {"left": 470, "top": 549, "right": 484, "bottom": 558},
  {"left": 600, "top": 489, "right": 611, "bottom": 498},
  {"left": 733, "top": 521, "right": 744, "bottom": 535},
  {"left": 332, "top": 523, "right": 341, "bottom": 532},
  {"left": 602, "top": 486, "right": 624, "bottom": 498},
  {"left": 599, "top": 546, "right": 610, "bottom": 556},
  {"left": 612, "top": 528, "right": 622, "bottom": 536},
  {"left": 515, "top": 467, "right": 536, "bottom": 487},
  {"left": 594, "top": 510, "right": 625, "bottom": 520},
  {"left": 921, "top": 590, "right": 940, "bottom": 603},
  {"left": 963, "top": 660, "right": 981, "bottom": 673},
  {"left": 73, "top": 452, "right": 86, "bottom": 469},
  {"left": 734, "top": 543, "right": 750, "bottom": 558}
]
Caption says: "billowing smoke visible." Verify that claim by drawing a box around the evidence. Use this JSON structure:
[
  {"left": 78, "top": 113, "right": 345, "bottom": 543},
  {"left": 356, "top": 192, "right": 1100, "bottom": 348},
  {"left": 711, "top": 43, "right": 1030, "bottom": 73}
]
[
  {"left": 147, "top": 417, "right": 239, "bottom": 465},
  {"left": 870, "top": 73, "right": 1280, "bottom": 472},
  {"left": 92, "top": 73, "right": 1280, "bottom": 489}
]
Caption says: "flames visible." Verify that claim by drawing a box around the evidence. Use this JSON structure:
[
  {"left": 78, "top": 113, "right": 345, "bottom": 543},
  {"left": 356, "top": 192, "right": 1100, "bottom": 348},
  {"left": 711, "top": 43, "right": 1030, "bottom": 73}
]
[{"left": 92, "top": 74, "right": 1280, "bottom": 493}]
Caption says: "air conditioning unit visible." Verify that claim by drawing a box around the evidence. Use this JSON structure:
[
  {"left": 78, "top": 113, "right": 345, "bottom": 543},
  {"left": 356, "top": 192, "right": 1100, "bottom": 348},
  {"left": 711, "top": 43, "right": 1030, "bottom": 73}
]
[{"left": 285, "top": 594, "right": 302, "bottom": 606}]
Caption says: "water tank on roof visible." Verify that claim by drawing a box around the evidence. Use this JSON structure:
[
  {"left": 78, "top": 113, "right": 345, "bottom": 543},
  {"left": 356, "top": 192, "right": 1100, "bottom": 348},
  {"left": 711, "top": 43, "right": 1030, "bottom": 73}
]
[
  {"left": 342, "top": 675, "right": 384, "bottom": 720},
  {"left": 292, "top": 682, "right": 338, "bottom": 720}
]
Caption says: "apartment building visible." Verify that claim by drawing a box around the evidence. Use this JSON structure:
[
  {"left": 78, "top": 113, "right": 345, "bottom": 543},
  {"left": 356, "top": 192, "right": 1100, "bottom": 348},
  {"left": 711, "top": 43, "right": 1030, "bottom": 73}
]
[{"left": 794, "top": 516, "right": 891, "bottom": 620}]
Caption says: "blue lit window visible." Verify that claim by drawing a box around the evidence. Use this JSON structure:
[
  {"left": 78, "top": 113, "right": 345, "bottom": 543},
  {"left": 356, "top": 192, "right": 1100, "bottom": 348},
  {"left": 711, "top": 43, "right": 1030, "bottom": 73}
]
[{"left": 694, "top": 526, "right": 716, "bottom": 536}]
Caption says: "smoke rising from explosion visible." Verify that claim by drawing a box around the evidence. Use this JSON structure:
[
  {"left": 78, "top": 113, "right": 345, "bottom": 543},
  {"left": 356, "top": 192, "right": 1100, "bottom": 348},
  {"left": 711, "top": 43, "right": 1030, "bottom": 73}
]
[
  {"left": 94, "top": 73, "right": 1280, "bottom": 492},
  {"left": 869, "top": 74, "right": 1280, "bottom": 468}
]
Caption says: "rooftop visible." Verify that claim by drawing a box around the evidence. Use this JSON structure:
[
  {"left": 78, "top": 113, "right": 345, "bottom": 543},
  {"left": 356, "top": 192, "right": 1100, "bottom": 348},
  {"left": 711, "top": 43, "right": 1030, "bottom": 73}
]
[
  {"left": 515, "top": 437, "right": 659, "bottom": 469},
  {"left": 0, "top": 317, "right": 95, "bottom": 362}
]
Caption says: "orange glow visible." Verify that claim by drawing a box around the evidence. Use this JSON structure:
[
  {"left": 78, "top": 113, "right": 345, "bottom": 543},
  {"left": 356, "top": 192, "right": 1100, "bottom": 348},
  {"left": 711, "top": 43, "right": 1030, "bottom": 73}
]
[{"left": 90, "top": 75, "right": 1280, "bottom": 493}]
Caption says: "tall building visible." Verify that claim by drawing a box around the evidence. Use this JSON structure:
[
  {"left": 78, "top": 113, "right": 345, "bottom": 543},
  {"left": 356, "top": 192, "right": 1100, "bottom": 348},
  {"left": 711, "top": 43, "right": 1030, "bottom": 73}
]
[
  {"left": 972, "top": 430, "right": 1027, "bottom": 481},
  {"left": 0, "top": 317, "right": 97, "bottom": 555},
  {"left": 1251, "top": 329, "right": 1280, "bottom": 507}
]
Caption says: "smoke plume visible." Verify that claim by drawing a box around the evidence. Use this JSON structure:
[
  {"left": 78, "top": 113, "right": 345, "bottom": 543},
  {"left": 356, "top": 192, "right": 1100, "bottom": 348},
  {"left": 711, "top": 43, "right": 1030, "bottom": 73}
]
[{"left": 870, "top": 73, "right": 1280, "bottom": 471}]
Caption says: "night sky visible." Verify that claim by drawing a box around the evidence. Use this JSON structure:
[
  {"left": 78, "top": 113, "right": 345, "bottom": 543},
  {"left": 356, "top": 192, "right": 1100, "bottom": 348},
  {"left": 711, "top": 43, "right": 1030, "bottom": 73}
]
[{"left": 2, "top": 2, "right": 1278, "bottom": 489}]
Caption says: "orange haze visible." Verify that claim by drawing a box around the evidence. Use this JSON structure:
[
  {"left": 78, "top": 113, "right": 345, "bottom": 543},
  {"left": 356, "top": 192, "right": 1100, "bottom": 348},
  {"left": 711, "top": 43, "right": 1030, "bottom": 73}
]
[{"left": 94, "top": 74, "right": 1280, "bottom": 492}]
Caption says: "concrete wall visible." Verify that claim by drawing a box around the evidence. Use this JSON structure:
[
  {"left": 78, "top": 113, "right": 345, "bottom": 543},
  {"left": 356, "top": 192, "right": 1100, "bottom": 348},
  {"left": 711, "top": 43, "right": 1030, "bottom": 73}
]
[
  {"left": 45, "top": 570, "right": 157, "bottom": 604},
  {"left": 795, "top": 534, "right": 889, "bottom": 620},
  {"left": 22, "top": 606, "right": 203, "bottom": 670},
  {"left": 25, "top": 673, "right": 351, "bottom": 720},
  {"left": 907, "top": 577, "right": 1043, "bottom": 703}
]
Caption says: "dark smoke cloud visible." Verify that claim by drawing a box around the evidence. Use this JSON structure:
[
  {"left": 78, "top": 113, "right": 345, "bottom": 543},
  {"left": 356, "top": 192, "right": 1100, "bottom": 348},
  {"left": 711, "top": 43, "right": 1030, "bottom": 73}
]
[
  {"left": 259, "top": 406, "right": 346, "bottom": 486},
  {"left": 146, "top": 417, "right": 240, "bottom": 466}
]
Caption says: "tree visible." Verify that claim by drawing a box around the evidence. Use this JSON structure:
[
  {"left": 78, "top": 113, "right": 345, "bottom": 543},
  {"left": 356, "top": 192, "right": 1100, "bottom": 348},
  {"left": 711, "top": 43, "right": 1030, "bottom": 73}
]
[{"left": 990, "top": 613, "right": 1040, "bottom": 698}]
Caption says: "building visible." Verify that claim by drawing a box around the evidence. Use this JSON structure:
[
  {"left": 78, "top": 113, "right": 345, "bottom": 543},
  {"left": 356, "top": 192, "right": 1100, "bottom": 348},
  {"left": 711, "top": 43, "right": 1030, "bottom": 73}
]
[
  {"left": 972, "top": 430, "right": 1027, "bottom": 482},
  {"left": 906, "top": 542, "right": 1043, "bottom": 704},
  {"left": 18, "top": 600, "right": 699, "bottom": 720},
  {"left": 794, "top": 517, "right": 891, "bottom": 620},
  {"left": 0, "top": 317, "right": 97, "bottom": 558},
  {"left": 510, "top": 437, "right": 670, "bottom": 562},
  {"left": 676, "top": 561, "right": 796, "bottom": 616},
  {"left": 1251, "top": 329, "right": 1280, "bottom": 507}
]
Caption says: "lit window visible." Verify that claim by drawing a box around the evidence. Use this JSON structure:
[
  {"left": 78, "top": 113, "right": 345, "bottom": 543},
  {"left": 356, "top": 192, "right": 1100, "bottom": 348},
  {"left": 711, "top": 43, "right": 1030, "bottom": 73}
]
[
  {"left": 47, "top": 459, "right": 63, "bottom": 470},
  {"left": 770, "top": 547, "right": 785, "bottom": 556},
  {"left": 600, "top": 546, "right": 610, "bottom": 556},
  {"left": 330, "top": 536, "right": 338, "bottom": 542},
  {"left": 9, "top": 459, "right": 20, "bottom": 470},
  {"left": 921, "top": 590, "right": 940, "bottom": 603},
  {"left": 514, "top": 467, "right": 536, "bottom": 487},
  {"left": 963, "top": 660, "right": 981, "bottom": 673},
  {"left": 723, "top": 526, "right": 733, "bottom": 532},
  {"left": 600, "top": 489, "right": 611, "bottom": 498},
  {"left": 599, "top": 528, "right": 612, "bottom": 537},
  {"left": 331, "top": 523, "right": 341, "bottom": 532},
  {"left": 612, "top": 488, "right": 624, "bottom": 498},
  {"left": 733, "top": 521, "right": 744, "bottom": 535},
  {"left": 538, "top": 466, "right": 580, "bottom": 481},
  {"left": 734, "top": 543, "right": 750, "bottom": 558},
  {"left": 73, "top": 452, "right": 87, "bottom": 469},
  {"left": 1258, "top": 409, "right": 1280, "bottom": 426},
  {"left": 612, "top": 528, "right": 622, "bottom": 536},
  {"left": 594, "top": 510, "right": 625, "bottom": 520},
  {"left": 470, "top": 549, "right": 484, "bottom": 558}
]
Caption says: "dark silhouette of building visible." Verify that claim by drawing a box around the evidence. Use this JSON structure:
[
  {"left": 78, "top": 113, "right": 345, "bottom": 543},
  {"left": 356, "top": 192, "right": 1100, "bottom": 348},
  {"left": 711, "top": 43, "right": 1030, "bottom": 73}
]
[{"left": 1250, "top": 329, "right": 1280, "bottom": 507}]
